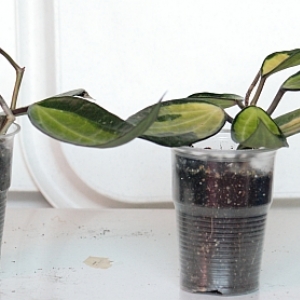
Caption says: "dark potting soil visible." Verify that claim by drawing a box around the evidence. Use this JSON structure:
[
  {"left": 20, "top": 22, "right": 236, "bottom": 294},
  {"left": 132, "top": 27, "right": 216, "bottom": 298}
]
[
  {"left": 174, "top": 154, "right": 273, "bottom": 295},
  {"left": 174, "top": 155, "right": 273, "bottom": 208}
]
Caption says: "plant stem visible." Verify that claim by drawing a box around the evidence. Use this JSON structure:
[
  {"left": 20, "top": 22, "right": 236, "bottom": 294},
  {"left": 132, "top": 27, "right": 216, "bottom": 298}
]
[
  {"left": 0, "top": 48, "right": 25, "bottom": 110},
  {"left": 236, "top": 100, "right": 245, "bottom": 109},
  {"left": 0, "top": 95, "right": 15, "bottom": 134},
  {"left": 266, "top": 89, "right": 286, "bottom": 115},
  {"left": 12, "top": 106, "right": 29, "bottom": 116},
  {"left": 245, "top": 70, "right": 260, "bottom": 106},
  {"left": 225, "top": 112, "right": 233, "bottom": 123},
  {"left": 250, "top": 77, "right": 267, "bottom": 106}
]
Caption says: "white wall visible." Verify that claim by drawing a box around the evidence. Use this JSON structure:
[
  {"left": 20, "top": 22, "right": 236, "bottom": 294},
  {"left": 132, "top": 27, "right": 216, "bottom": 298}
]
[{"left": 3, "top": 0, "right": 300, "bottom": 206}]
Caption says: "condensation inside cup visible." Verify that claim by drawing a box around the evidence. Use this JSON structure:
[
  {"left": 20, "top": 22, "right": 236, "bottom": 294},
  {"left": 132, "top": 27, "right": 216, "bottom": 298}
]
[
  {"left": 194, "top": 130, "right": 238, "bottom": 150},
  {"left": 175, "top": 130, "right": 277, "bottom": 174}
]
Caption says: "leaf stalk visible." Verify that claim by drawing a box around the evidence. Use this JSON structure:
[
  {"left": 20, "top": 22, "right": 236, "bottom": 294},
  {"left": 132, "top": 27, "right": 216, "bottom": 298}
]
[
  {"left": 0, "top": 95, "right": 15, "bottom": 134},
  {"left": 0, "top": 48, "right": 25, "bottom": 110},
  {"left": 250, "top": 77, "right": 267, "bottom": 106},
  {"left": 266, "top": 89, "right": 286, "bottom": 115},
  {"left": 245, "top": 70, "right": 260, "bottom": 106}
]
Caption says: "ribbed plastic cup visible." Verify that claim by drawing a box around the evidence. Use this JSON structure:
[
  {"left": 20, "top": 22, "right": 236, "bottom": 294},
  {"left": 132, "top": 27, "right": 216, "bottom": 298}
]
[
  {"left": 172, "top": 131, "right": 277, "bottom": 295},
  {"left": 0, "top": 123, "right": 20, "bottom": 250}
]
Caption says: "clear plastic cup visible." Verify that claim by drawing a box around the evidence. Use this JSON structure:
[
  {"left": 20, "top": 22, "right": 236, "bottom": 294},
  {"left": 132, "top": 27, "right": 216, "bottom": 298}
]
[{"left": 172, "top": 130, "right": 277, "bottom": 295}]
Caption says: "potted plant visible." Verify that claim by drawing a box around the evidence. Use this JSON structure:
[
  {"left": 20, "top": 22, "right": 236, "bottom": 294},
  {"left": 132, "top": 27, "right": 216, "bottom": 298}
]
[{"left": 2, "top": 47, "right": 300, "bottom": 295}]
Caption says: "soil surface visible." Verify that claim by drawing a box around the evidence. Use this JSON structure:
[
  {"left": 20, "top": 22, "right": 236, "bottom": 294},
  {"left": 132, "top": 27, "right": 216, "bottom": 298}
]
[{"left": 174, "top": 155, "right": 273, "bottom": 208}]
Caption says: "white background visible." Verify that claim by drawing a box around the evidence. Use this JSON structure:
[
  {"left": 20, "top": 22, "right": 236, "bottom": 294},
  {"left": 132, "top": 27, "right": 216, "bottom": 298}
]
[{"left": 2, "top": 0, "right": 300, "bottom": 206}]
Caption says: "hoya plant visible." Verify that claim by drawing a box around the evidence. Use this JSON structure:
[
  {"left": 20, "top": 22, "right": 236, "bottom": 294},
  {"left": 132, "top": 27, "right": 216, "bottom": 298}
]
[{"left": 1, "top": 47, "right": 300, "bottom": 150}]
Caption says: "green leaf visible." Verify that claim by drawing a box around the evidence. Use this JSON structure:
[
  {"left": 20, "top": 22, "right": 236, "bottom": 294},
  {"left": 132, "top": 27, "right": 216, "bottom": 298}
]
[
  {"left": 232, "top": 106, "right": 288, "bottom": 149},
  {"left": 281, "top": 71, "right": 300, "bottom": 91},
  {"left": 275, "top": 109, "right": 300, "bottom": 137},
  {"left": 27, "top": 96, "right": 162, "bottom": 148},
  {"left": 261, "top": 49, "right": 300, "bottom": 77},
  {"left": 54, "top": 88, "right": 91, "bottom": 98},
  {"left": 127, "top": 99, "right": 226, "bottom": 147},
  {"left": 188, "top": 92, "right": 243, "bottom": 108}
]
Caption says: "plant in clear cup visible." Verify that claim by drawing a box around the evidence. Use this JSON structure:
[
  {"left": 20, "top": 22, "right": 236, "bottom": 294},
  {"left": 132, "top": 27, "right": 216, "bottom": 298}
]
[{"left": 2, "top": 48, "right": 300, "bottom": 295}]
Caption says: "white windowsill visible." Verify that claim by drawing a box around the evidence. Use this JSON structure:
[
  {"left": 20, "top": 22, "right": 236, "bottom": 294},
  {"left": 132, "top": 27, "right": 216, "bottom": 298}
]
[{"left": 0, "top": 205, "right": 299, "bottom": 299}]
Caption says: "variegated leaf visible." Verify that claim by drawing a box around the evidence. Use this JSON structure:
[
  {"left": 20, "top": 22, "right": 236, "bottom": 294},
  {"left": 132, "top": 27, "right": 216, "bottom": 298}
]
[
  {"left": 261, "top": 49, "right": 300, "bottom": 77},
  {"left": 275, "top": 109, "right": 300, "bottom": 137},
  {"left": 281, "top": 71, "right": 300, "bottom": 91},
  {"left": 27, "top": 96, "right": 162, "bottom": 148},
  {"left": 127, "top": 99, "right": 226, "bottom": 147},
  {"left": 188, "top": 92, "right": 243, "bottom": 108},
  {"left": 232, "top": 106, "right": 288, "bottom": 149}
]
